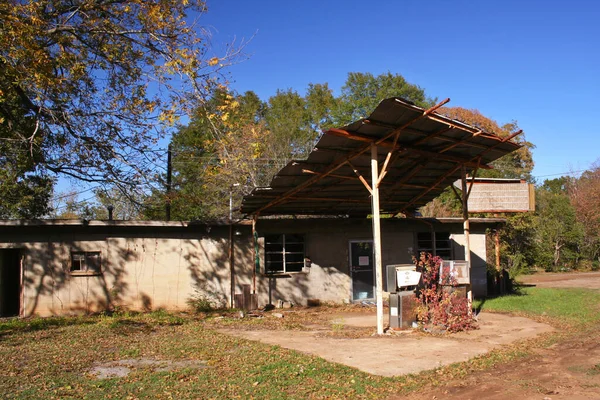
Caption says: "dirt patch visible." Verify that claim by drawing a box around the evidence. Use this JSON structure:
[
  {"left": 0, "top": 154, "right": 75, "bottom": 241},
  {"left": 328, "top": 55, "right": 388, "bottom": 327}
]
[
  {"left": 519, "top": 271, "right": 600, "bottom": 289},
  {"left": 395, "top": 326, "right": 600, "bottom": 400},
  {"left": 90, "top": 358, "right": 208, "bottom": 379},
  {"left": 220, "top": 312, "right": 552, "bottom": 377}
]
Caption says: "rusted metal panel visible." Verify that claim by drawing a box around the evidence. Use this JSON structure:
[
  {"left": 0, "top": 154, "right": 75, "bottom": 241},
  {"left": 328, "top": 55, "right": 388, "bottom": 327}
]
[{"left": 241, "top": 97, "right": 522, "bottom": 216}]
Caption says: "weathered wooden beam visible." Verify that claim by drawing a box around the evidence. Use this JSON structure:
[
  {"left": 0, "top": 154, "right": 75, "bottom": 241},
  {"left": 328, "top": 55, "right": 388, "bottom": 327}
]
[
  {"left": 250, "top": 98, "right": 451, "bottom": 215},
  {"left": 347, "top": 161, "right": 372, "bottom": 194},
  {"left": 396, "top": 131, "right": 523, "bottom": 214},
  {"left": 382, "top": 162, "right": 427, "bottom": 197},
  {"left": 371, "top": 143, "right": 384, "bottom": 336},
  {"left": 327, "top": 128, "right": 491, "bottom": 170},
  {"left": 255, "top": 194, "right": 406, "bottom": 205}
]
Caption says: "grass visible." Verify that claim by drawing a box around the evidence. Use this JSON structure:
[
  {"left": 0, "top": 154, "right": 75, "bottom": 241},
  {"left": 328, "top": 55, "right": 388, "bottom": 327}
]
[
  {"left": 1, "top": 287, "right": 599, "bottom": 399},
  {"left": 474, "top": 287, "right": 600, "bottom": 327}
]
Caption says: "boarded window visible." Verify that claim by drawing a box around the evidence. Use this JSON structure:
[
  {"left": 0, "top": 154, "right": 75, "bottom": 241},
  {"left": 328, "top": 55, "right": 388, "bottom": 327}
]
[
  {"left": 416, "top": 232, "right": 452, "bottom": 260},
  {"left": 265, "top": 234, "right": 304, "bottom": 274},
  {"left": 71, "top": 252, "right": 102, "bottom": 274}
]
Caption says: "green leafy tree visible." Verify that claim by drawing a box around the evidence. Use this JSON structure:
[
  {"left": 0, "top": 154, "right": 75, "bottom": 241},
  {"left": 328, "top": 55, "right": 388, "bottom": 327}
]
[
  {"left": 144, "top": 90, "right": 272, "bottom": 220},
  {"left": 333, "top": 72, "right": 435, "bottom": 125},
  {"left": 569, "top": 164, "right": 600, "bottom": 262},
  {"left": 0, "top": 0, "right": 243, "bottom": 214},
  {"left": 534, "top": 178, "right": 584, "bottom": 270}
]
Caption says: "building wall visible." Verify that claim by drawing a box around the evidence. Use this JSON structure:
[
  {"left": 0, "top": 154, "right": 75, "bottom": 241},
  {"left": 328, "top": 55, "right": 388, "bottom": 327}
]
[
  {"left": 0, "top": 218, "right": 493, "bottom": 316},
  {"left": 254, "top": 218, "right": 490, "bottom": 306},
  {"left": 0, "top": 225, "right": 249, "bottom": 317}
]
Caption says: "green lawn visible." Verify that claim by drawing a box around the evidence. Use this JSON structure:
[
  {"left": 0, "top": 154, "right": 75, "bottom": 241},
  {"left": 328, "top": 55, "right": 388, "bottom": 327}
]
[
  {"left": 1, "top": 287, "right": 599, "bottom": 399},
  {"left": 475, "top": 287, "right": 600, "bottom": 327}
]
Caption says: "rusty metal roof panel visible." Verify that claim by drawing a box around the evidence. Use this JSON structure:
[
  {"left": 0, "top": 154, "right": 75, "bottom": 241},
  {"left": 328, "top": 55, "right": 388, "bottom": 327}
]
[{"left": 241, "top": 97, "right": 522, "bottom": 216}]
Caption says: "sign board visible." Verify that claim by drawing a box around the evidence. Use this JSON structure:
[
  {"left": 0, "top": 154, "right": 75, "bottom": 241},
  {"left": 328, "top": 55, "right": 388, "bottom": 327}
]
[
  {"left": 439, "top": 260, "right": 470, "bottom": 285},
  {"left": 454, "top": 178, "right": 535, "bottom": 213},
  {"left": 396, "top": 270, "right": 421, "bottom": 287}
]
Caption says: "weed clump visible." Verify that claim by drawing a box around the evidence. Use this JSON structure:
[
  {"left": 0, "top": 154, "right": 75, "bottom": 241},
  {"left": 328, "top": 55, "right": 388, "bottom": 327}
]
[{"left": 186, "top": 288, "right": 226, "bottom": 313}]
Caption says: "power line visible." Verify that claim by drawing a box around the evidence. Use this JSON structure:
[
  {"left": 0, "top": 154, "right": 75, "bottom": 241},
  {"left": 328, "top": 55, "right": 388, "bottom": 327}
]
[{"left": 533, "top": 169, "right": 590, "bottom": 179}]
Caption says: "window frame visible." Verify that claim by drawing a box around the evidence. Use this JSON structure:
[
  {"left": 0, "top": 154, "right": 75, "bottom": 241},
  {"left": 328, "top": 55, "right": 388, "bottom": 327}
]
[
  {"left": 70, "top": 251, "right": 102, "bottom": 276},
  {"left": 416, "top": 231, "right": 453, "bottom": 260},
  {"left": 264, "top": 234, "right": 305, "bottom": 275}
]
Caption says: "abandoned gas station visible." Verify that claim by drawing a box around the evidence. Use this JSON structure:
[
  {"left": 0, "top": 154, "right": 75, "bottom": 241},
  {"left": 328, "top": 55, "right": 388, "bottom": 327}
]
[{"left": 0, "top": 97, "right": 524, "bottom": 325}]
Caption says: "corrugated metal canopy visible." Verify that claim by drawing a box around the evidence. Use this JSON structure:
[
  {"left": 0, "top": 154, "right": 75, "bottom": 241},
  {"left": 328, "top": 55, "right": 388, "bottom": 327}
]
[{"left": 241, "top": 97, "right": 522, "bottom": 216}]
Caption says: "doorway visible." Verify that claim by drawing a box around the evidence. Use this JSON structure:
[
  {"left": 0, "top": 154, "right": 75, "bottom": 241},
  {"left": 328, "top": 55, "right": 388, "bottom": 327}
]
[
  {"left": 0, "top": 249, "right": 21, "bottom": 317},
  {"left": 349, "top": 241, "right": 374, "bottom": 301}
]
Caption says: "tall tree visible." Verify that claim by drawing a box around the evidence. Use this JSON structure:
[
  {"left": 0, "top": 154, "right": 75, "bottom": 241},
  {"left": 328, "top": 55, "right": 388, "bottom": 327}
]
[
  {"left": 534, "top": 177, "right": 583, "bottom": 269},
  {"left": 144, "top": 90, "right": 272, "bottom": 220},
  {"left": 439, "top": 107, "right": 534, "bottom": 181},
  {"left": 333, "top": 72, "right": 435, "bottom": 125},
  {"left": 0, "top": 0, "right": 244, "bottom": 203},
  {"left": 569, "top": 164, "right": 600, "bottom": 262}
]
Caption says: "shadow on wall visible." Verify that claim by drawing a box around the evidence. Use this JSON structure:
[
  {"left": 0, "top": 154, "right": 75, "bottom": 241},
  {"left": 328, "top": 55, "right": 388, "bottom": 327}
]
[
  {"left": 20, "top": 227, "right": 253, "bottom": 316},
  {"left": 257, "top": 259, "right": 349, "bottom": 307},
  {"left": 23, "top": 240, "right": 131, "bottom": 316}
]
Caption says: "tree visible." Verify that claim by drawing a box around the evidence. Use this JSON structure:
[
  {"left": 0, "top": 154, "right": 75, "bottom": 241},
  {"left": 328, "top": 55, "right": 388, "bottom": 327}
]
[
  {"left": 439, "top": 107, "right": 534, "bottom": 181},
  {"left": 143, "top": 89, "right": 273, "bottom": 220},
  {"left": 0, "top": 124, "right": 54, "bottom": 218},
  {"left": 0, "top": 0, "right": 244, "bottom": 200},
  {"left": 333, "top": 72, "right": 435, "bottom": 125},
  {"left": 569, "top": 163, "right": 600, "bottom": 262},
  {"left": 534, "top": 178, "right": 583, "bottom": 270}
]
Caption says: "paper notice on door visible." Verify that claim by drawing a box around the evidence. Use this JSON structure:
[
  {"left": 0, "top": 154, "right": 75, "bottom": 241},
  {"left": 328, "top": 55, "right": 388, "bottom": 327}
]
[
  {"left": 358, "top": 256, "right": 369, "bottom": 266},
  {"left": 390, "top": 307, "right": 398, "bottom": 317}
]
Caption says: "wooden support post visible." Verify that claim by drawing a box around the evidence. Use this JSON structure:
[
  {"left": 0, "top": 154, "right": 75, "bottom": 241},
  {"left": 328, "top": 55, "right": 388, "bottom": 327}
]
[
  {"left": 371, "top": 143, "right": 384, "bottom": 335},
  {"left": 495, "top": 229, "right": 503, "bottom": 294},
  {"left": 166, "top": 144, "right": 172, "bottom": 221},
  {"left": 461, "top": 166, "right": 473, "bottom": 308},
  {"left": 252, "top": 215, "right": 258, "bottom": 294},
  {"left": 229, "top": 219, "right": 235, "bottom": 308}
]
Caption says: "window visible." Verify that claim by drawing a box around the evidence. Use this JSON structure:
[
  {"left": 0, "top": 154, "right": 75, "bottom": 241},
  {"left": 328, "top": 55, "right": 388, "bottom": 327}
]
[
  {"left": 71, "top": 252, "right": 102, "bottom": 274},
  {"left": 265, "top": 234, "right": 304, "bottom": 274},
  {"left": 416, "top": 232, "right": 452, "bottom": 259}
]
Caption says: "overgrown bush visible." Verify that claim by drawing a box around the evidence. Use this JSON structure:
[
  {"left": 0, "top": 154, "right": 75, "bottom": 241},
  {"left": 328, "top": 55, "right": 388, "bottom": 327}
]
[
  {"left": 186, "top": 288, "right": 226, "bottom": 313},
  {"left": 413, "top": 252, "right": 477, "bottom": 333}
]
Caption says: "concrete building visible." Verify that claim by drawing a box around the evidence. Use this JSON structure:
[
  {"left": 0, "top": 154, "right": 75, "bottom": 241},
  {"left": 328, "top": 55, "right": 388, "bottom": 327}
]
[{"left": 0, "top": 218, "right": 501, "bottom": 317}]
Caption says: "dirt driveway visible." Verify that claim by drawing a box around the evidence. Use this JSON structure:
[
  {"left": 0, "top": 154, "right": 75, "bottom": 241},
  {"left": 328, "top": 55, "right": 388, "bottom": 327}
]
[
  {"left": 395, "top": 272, "right": 600, "bottom": 399},
  {"left": 519, "top": 271, "right": 600, "bottom": 289}
]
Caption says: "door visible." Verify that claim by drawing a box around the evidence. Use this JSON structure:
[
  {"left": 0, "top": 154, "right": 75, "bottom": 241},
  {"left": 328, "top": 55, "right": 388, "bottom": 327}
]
[
  {"left": 349, "top": 241, "right": 374, "bottom": 301},
  {"left": 0, "top": 249, "right": 21, "bottom": 317}
]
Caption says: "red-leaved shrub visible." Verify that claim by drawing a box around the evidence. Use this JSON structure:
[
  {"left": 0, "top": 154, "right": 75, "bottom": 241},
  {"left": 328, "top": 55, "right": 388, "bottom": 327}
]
[{"left": 413, "top": 252, "right": 477, "bottom": 333}]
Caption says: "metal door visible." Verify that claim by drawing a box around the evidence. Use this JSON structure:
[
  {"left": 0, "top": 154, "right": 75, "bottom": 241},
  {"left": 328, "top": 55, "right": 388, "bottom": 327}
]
[{"left": 349, "top": 241, "right": 374, "bottom": 301}]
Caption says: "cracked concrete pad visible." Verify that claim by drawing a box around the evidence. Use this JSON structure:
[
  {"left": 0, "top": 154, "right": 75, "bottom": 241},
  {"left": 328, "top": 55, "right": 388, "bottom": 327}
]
[{"left": 221, "top": 312, "right": 552, "bottom": 377}]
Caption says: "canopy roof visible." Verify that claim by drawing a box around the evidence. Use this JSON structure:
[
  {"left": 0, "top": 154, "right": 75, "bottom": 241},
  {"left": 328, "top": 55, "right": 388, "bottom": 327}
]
[{"left": 241, "top": 97, "right": 522, "bottom": 217}]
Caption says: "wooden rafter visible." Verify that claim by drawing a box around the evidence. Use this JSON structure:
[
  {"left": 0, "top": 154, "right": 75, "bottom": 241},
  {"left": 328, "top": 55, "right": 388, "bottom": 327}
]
[
  {"left": 396, "top": 130, "right": 524, "bottom": 214},
  {"left": 327, "top": 128, "right": 491, "bottom": 170},
  {"left": 250, "top": 98, "right": 451, "bottom": 215},
  {"left": 381, "top": 161, "right": 427, "bottom": 198},
  {"left": 347, "top": 160, "right": 372, "bottom": 194},
  {"left": 256, "top": 195, "right": 405, "bottom": 205}
]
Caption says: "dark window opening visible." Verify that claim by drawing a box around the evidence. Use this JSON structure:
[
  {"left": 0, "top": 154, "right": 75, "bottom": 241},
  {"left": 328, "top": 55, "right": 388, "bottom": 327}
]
[
  {"left": 416, "top": 232, "right": 452, "bottom": 260},
  {"left": 265, "top": 234, "right": 305, "bottom": 274},
  {"left": 71, "top": 252, "right": 102, "bottom": 274}
]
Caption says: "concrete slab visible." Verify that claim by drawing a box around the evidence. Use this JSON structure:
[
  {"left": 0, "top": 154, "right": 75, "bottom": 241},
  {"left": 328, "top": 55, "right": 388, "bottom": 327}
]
[{"left": 221, "top": 312, "right": 553, "bottom": 377}]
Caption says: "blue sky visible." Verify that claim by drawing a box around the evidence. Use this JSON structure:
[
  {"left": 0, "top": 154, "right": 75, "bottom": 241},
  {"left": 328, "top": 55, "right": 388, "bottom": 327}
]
[{"left": 202, "top": 0, "right": 600, "bottom": 180}]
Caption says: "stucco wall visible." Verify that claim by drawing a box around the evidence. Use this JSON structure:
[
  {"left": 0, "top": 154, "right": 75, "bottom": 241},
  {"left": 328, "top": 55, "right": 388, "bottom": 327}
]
[
  {"left": 254, "top": 219, "right": 490, "bottom": 306},
  {"left": 0, "top": 226, "right": 249, "bottom": 317},
  {"left": 0, "top": 218, "right": 494, "bottom": 316}
]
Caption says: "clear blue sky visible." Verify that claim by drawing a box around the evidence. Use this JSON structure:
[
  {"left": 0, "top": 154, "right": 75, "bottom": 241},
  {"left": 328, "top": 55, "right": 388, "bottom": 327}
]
[{"left": 202, "top": 0, "right": 600, "bottom": 181}]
